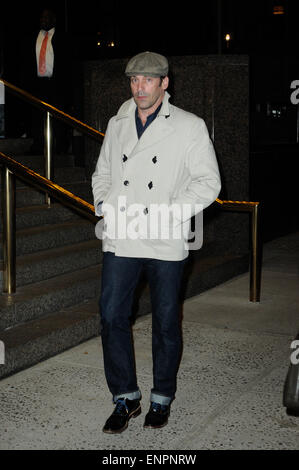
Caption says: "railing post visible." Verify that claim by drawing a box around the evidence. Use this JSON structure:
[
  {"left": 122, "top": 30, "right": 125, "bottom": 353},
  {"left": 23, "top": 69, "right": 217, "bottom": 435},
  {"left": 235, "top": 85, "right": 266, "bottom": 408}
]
[
  {"left": 250, "top": 204, "right": 262, "bottom": 302},
  {"left": 44, "top": 111, "right": 53, "bottom": 206},
  {"left": 1, "top": 166, "right": 16, "bottom": 293}
]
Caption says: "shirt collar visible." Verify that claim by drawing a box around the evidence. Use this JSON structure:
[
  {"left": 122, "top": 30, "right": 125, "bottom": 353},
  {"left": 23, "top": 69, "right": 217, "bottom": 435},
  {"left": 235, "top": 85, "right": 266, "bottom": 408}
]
[
  {"left": 116, "top": 91, "right": 171, "bottom": 121},
  {"left": 41, "top": 27, "right": 55, "bottom": 37},
  {"left": 135, "top": 101, "right": 162, "bottom": 126},
  {"left": 135, "top": 102, "right": 162, "bottom": 139}
]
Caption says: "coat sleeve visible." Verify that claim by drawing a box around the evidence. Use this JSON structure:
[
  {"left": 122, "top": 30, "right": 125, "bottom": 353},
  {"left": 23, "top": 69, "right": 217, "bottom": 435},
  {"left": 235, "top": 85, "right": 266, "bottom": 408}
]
[
  {"left": 171, "top": 118, "right": 221, "bottom": 223},
  {"left": 91, "top": 119, "right": 113, "bottom": 216}
]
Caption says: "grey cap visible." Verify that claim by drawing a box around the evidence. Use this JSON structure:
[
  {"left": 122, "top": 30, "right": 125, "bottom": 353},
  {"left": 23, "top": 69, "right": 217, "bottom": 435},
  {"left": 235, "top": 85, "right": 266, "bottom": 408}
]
[{"left": 125, "top": 51, "right": 168, "bottom": 77}]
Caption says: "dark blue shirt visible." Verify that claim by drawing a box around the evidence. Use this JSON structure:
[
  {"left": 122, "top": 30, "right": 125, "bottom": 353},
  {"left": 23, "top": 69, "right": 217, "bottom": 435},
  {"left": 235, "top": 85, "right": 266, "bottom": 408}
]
[{"left": 135, "top": 103, "right": 162, "bottom": 139}]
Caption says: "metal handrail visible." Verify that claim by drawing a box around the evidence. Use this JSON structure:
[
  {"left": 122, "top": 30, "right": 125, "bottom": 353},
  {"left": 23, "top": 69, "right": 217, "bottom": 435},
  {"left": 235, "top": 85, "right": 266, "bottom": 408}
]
[
  {"left": 0, "top": 151, "right": 99, "bottom": 294},
  {"left": 0, "top": 79, "right": 261, "bottom": 301},
  {"left": 0, "top": 79, "right": 104, "bottom": 141},
  {"left": 0, "top": 78, "right": 104, "bottom": 206},
  {"left": 0, "top": 152, "right": 98, "bottom": 221},
  {"left": 215, "top": 198, "right": 259, "bottom": 210},
  {"left": 215, "top": 197, "right": 261, "bottom": 302},
  {"left": 0, "top": 149, "right": 261, "bottom": 301}
]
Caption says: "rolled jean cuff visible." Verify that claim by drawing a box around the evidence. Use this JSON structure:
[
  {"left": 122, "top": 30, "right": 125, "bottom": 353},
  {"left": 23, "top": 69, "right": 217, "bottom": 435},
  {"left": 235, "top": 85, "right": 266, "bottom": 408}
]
[
  {"left": 150, "top": 392, "right": 172, "bottom": 406},
  {"left": 113, "top": 389, "right": 141, "bottom": 403}
]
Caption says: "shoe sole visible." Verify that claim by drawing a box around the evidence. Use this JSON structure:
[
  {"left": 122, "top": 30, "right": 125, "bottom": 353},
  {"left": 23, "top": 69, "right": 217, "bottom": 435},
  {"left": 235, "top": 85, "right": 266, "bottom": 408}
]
[
  {"left": 103, "top": 405, "right": 142, "bottom": 434},
  {"left": 143, "top": 418, "right": 169, "bottom": 429}
]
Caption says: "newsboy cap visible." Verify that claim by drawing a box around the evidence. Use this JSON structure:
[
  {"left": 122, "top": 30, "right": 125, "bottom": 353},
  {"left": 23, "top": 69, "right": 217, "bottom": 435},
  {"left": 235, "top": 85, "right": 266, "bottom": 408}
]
[{"left": 125, "top": 51, "right": 169, "bottom": 77}]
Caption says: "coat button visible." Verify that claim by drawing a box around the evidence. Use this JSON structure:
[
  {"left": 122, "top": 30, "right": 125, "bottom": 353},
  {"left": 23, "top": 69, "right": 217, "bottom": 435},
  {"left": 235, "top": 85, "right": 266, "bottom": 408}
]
[
  {"left": 148, "top": 181, "right": 153, "bottom": 189},
  {"left": 120, "top": 206, "right": 126, "bottom": 212},
  {"left": 152, "top": 156, "right": 157, "bottom": 163},
  {"left": 143, "top": 207, "right": 148, "bottom": 215},
  {"left": 124, "top": 180, "right": 129, "bottom": 186},
  {"left": 122, "top": 155, "right": 128, "bottom": 162}
]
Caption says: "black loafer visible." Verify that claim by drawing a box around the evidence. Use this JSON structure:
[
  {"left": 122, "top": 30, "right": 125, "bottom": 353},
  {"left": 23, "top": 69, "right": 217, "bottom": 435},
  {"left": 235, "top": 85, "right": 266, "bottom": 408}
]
[
  {"left": 143, "top": 402, "right": 170, "bottom": 429},
  {"left": 103, "top": 398, "right": 141, "bottom": 434}
]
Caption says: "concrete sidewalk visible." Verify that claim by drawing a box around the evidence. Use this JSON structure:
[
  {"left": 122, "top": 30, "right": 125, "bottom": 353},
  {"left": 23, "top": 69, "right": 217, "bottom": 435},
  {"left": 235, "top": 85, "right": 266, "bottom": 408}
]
[{"left": 0, "top": 232, "right": 299, "bottom": 450}]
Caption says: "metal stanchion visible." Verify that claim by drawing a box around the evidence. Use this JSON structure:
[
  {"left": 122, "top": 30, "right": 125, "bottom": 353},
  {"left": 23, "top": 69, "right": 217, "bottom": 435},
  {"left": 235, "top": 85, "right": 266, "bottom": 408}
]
[
  {"left": 44, "top": 111, "right": 53, "bottom": 206},
  {"left": 250, "top": 203, "right": 261, "bottom": 302},
  {"left": 0, "top": 81, "right": 5, "bottom": 138},
  {"left": 1, "top": 166, "right": 16, "bottom": 293}
]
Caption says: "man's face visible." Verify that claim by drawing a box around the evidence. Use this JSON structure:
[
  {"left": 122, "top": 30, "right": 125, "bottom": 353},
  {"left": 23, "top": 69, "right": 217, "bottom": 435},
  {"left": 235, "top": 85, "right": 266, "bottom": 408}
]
[
  {"left": 130, "top": 75, "right": 169, "bottom": 113},
  {"left": 40, "top": 9, "right": 56, "bottom": 31}
]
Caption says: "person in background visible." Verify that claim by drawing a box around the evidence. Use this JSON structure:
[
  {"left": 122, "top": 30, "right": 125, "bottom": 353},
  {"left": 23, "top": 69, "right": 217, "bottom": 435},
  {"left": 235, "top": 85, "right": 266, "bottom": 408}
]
[{"left": 23, "top": 7, "right": 71, "bottom": 154}]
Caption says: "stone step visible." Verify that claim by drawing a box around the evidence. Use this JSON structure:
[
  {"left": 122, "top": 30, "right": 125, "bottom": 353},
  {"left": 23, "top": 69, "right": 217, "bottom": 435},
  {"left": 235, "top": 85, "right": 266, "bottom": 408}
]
[
  {"left": 0, "top": 138, "right": 33, "bottom": 155},
  {"left": 15, "top": 204, "right": 83, "bottom": 230},
  {"left": 0, "top": 298, "right": 101, "bottom": 379},
  {"left": 181, "top": 251, "right": 249, "bottom": 300},
  {"left": 3, "top": 152, "right": 75, "bottom": 168},
  {"left": 0, "top": 219, "right": 96, "bottom": 258},
  {"left": 0, "top": 238, "right": 102, "bottom": 288},
  {"left": 16, "top": 181, "right": 93, "bottom": 207},
  {"left": 15, "top": 166, "right": 87, "bottom": 187},
  {"left": 0, "top": 264, "right": 101, "bottom": 331},
  {"left": 0, "top": 251, "right": 249, "bottom": 380}
]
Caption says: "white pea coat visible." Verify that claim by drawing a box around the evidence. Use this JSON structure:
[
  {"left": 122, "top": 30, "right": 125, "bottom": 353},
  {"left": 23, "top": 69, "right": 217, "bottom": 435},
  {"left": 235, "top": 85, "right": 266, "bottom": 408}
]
[{"left": 92, "top": 92, "right": 221, "bottom": 261}]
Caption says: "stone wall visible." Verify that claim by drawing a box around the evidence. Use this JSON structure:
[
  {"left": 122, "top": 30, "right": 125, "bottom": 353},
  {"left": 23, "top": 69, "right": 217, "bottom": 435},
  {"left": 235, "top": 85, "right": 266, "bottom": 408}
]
[
  {"left": 84, "top": 55, "right": 248, "bottom": 195},
  {"left": 83, "top": 55, "right": 250, "bottom": 295}
]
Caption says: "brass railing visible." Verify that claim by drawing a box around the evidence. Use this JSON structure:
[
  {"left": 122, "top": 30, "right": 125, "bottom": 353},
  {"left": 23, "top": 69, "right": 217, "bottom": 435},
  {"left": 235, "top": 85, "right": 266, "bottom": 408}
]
[
  {"left": 0, "top": 151, "right": 99, "bottom": 294},
  {"left": 215, "top": 198, "right": 261, "bottom": 302},
  {"left": 0, "top": 79, "right": 104, "bottom": 206},
  {"left": 0, "top": 80, "right": 261, "bottom": 301},
  {"left": 0, "top": 152, "right": 261, "bottom": 301},
  {"left": 0, "top": 79, "right": 104, "bottom": 140}
]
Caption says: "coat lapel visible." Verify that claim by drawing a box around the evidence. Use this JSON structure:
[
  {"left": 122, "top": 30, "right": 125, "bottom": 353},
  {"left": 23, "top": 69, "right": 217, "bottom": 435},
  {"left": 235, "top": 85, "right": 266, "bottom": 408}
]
[
  {"left": 114, "top": 98, "right": 138, "bottom": 157},
  {"left": 130, "top": 115, "right": 175, "bottom": 158}
]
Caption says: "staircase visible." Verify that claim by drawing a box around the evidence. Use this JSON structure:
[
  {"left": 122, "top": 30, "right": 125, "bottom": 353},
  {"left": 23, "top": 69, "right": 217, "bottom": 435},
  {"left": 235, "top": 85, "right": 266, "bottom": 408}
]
[{"left": 0, "top": 138, "right": 103, "bottom": 379}]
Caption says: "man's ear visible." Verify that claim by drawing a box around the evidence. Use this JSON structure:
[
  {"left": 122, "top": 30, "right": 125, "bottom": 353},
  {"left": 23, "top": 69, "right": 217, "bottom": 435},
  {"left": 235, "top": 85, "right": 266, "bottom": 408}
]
[{"left": 162, "top": 76, "right": 169, "bottom": 91}]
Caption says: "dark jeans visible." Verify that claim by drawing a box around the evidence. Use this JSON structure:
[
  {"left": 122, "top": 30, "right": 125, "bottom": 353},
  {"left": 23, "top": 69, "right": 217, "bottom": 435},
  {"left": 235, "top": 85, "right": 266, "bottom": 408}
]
[{"left": 100, "top": 252, "right": 186, "bottom": 405}]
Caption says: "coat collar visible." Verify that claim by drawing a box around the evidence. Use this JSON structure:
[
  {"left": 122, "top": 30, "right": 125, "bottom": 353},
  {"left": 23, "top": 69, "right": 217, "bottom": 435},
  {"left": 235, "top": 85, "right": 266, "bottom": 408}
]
[{"left": 115, "top": 92, "right": 174, "bottom": 158}]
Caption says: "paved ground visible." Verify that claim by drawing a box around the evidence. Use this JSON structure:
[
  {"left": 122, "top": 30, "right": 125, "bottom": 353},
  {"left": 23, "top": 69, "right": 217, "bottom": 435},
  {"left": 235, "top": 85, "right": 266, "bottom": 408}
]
[{"left": 0, "top": 232, "right": 299, "bottom": 450}]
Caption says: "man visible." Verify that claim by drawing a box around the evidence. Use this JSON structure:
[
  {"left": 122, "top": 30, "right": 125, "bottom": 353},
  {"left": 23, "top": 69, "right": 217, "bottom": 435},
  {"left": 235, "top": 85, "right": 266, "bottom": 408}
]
[
  {"left": 92, "top": 51, "right": 221, "bottom": 433},
  {"left": 22, "top": 8, "right": 70, "bottom": 153}
]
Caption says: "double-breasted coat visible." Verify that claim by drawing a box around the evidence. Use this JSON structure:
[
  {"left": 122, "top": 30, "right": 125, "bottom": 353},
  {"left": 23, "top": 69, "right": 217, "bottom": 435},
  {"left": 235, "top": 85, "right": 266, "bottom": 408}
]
[{"left": 92, "top": 92, "right": 221, "bottom": 261}]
